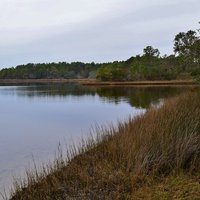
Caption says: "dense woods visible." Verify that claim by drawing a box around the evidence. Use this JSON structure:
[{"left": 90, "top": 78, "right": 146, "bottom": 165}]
[{"left": 0, "top": 26, "right": 200, "bottom": 81}]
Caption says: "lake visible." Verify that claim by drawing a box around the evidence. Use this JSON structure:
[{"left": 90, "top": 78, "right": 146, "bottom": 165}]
[{"left": 0, "top": 83, "right": 192, "bottom": 195}]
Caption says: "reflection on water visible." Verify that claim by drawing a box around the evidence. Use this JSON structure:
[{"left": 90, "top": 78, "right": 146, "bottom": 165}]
[
  {"left": 0, "top": 83, "right": 192, "bottom": 195},
  {"left": 0, "top": 83, "right": 189, "bottom": 108}
]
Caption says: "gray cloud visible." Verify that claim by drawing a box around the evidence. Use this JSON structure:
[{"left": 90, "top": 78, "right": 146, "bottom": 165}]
[{"left": 0, "top": 0, "right": 199, "bottom": 68}]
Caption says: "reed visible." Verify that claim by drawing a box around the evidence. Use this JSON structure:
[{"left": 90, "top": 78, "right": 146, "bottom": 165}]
[{"left": 9, "top": 90, "right": 200, "bottom": 199}]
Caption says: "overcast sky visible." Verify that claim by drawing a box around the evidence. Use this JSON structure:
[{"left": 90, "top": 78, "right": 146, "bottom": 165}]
[{"left": 0, "top": 0, "right": 199, "bottom": 68}]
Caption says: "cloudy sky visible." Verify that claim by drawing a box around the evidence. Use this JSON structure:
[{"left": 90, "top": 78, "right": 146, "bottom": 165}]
[{"left": 0, "top": 0, "right": 199, "bottom": 68}]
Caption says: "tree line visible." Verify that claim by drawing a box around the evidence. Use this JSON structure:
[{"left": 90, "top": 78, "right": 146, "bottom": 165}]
[{"left": 0, "top": 24, "right": 200, "bottom": 81}]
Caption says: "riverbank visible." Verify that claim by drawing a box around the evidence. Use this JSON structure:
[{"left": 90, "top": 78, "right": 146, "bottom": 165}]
[
  {"left": 9, "top": 89, "right": 200, "bottom": 199},
  {"left": 0, "top": 79, "right": 197, "bottom": 86}
]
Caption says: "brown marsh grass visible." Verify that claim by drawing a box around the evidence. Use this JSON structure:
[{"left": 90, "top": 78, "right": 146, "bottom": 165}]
[
  {"left": 8, "top": 89, "right": 200, "bottom": 199},
  {"left": 0, "top": 79, "right": 196, "bottom": 86}
]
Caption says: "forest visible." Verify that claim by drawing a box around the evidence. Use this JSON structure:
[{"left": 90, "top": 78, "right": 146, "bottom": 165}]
[{"left": 0, "top": 26, "right": 200, "bottom": 81}]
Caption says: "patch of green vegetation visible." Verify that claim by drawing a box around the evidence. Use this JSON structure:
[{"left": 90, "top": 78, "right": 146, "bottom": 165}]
[{"left": 133, "top": 174, "right": 200, "bottom": 199}]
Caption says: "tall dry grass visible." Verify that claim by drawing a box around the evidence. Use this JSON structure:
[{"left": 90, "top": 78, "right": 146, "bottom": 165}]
[{"left": 9, "top": 89, "right": 200, "bottom": 200}]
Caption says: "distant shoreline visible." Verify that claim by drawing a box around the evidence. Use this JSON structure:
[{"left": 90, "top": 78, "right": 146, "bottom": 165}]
[{"left": 0, "top": 79, "right": 197, "bottom": 86}]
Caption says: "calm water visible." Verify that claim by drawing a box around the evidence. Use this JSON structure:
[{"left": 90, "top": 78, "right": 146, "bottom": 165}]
[{"left": 0, "top": 84, "right": 191, "bottom": 194}]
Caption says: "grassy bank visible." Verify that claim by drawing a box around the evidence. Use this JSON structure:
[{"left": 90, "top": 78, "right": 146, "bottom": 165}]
[
  {"left": 9, "top": 90, "right": 200, "bottom": 200},
  {"left": 0, "top": 79, "right": 197, "bottom": 86}
]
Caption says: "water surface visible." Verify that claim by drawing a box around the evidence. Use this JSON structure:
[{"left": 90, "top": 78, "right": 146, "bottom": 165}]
[{"left": 0, "top": 83, "right": 191, "bottom": 194}]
